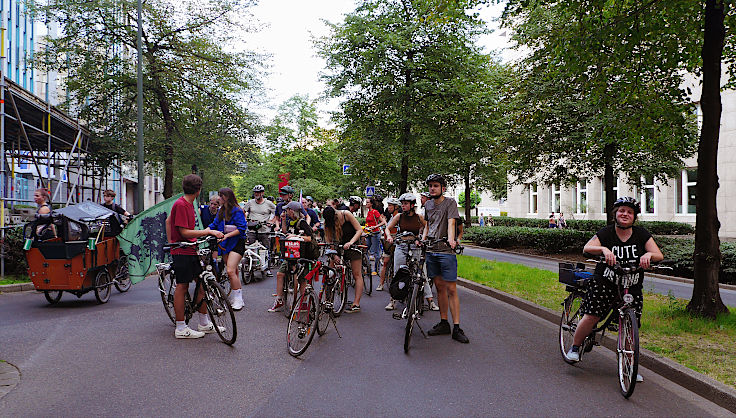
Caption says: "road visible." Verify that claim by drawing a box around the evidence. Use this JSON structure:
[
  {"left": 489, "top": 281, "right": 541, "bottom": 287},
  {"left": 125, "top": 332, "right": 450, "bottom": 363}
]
[
  {"left": 0, "top": 272, "right": 730, "bottom": 416},
  {"left": 463, "top": 246, "right": 736, "bottom": 306}
]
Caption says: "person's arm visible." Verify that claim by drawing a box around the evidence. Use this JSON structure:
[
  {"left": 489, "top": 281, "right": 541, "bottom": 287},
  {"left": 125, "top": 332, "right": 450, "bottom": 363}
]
[
  {"left": 640, "top": 237, "right": 664, "bottom": 269},
  {"left": 385, "top": 214, "right": 400, "bottom": 242},
  {"left": 448, "top": 217, "right": 457, "bottom": 249},
  {"left": 377, "top": 213, "right": 387, "bottom": 228},
  {"left": 166, "top": 215, "right": 172, "bottom": 243},
  {"left": 343, "top": 211, "right": 362, "bottom": 249},
  {"left": 583, "top": 235, "right": 614, "bottom": 265},
  {"left": 179, "top": 227, "right": 223, "bottom": 239}
]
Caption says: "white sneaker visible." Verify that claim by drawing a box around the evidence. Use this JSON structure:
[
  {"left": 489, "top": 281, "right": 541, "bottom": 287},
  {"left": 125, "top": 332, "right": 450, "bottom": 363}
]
[
  {"left": 175, "top": 326, "right": 205, "bottom": 339},
  {"left": 429, "top": 301, "right": 439, "bottom": 311},
  {"left": 566, "top": 348, "right": 580, "bottom": 362},
  {"left": 636, "top": 374, "right": 643, "bottom": 382},
  {"left": 231, "top": 297, "right": 244, "bottom": 311},
  {"left": 198, "top": 323, "right": 226, "bottom": 334},
  {"left": 385, "top": 300, "right": 395, "bottom": 310},
  {"left": 376, "top": 284, "right": 384, "bottom": 291}
]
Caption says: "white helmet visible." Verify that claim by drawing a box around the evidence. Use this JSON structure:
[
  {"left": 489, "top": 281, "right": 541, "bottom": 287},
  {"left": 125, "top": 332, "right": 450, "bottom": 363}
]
[
  {"left": 398, "top": 193, "right": 416, "bottom": 203},
  {"left": 386, "top": 197, "right": 401, "bottom": 206}
]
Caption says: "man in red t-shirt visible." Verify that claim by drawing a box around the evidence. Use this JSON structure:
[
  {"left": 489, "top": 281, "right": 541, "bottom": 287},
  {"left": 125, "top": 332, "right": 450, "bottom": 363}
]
[{"left": 166, "top": 174, "right": 224, "bottom": 339}]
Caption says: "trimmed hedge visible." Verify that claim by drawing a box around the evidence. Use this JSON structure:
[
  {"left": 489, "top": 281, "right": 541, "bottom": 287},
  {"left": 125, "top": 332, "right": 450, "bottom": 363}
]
[
  {"left": 478, "top": 216, "right": 694, "bottom": 235},
  {"left": 464, "top": 226, "right": 736, "bottom": 284},
  {"left": 1, "top": 226, "right": 28, "bottom": 275}
]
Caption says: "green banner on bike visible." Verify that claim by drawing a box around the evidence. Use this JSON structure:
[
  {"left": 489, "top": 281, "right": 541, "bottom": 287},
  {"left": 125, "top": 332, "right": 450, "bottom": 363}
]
[{"left": 117, "top": 194, "right": 204, "bottom": 284}]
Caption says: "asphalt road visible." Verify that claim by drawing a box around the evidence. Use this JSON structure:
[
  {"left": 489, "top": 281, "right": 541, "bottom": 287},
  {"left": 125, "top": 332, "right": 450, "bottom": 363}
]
[
  {"left": 0, "top": 272, "right": 730, "bottom": 416},
  {"left": 463, "top": 247, "right": 736, "bottom": 307}
]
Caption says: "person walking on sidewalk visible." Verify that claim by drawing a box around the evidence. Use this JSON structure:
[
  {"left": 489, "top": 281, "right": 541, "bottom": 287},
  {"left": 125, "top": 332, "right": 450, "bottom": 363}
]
[{"left": 422, "top": 174, "right": 469, "bottom": 344}]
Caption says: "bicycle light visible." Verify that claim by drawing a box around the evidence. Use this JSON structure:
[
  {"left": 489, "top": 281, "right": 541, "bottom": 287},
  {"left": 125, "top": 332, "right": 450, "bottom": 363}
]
[{"left": 623, "top": 294, "right": 634, "bottom": 304}]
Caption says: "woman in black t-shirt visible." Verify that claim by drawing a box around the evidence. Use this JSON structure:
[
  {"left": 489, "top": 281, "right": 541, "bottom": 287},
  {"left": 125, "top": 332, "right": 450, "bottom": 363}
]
[{"left": 565, "top": 197, "right": 663, "bottom": 363}]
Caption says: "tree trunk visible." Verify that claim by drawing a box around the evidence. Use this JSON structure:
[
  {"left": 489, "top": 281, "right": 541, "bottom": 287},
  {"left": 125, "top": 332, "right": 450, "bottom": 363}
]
[
  {"left": 464, "top": 167, "right": 472, "bottom": 228},
  {"left": 687, "top": 0, "right": 728, "bottom": 318},
  {"left": 603, "top": 143, "right": 616, "bottom": 224}
]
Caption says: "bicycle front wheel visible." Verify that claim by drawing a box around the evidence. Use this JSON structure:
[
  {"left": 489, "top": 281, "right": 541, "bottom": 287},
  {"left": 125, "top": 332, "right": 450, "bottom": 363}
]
[
  {"left": 159, "top": 271, "right": 176, "bottom": 325},
  {"left": 287, "top": 290, "right": 318, "bottom": 357},
  {"left": 114, "top": 257, "right": 132, "bottom": 292},
  {"left": 283, "top": 274, "right": 295, "bottom": 318},
  {"left": 618, "top": 308, "right": 639, "bottom": 398},
  {"left": 404, "top": 282, "right": 421, "bottom": 354},
  {"left": 317, "top": 284, "right": 330, "bottom": 336},
  {"left": 362, "top": 252, "right": 372, "bottom": 296},
  {"left": 206, "top": 281, "right": 237, "bottom": 345},
  {"left": 560, "top": 293, "right": 584, "bottom": 364},
  {"left": 332, "top": 270, "right": 347, "bottom": 317},
  {"left": 217, "top": 270, "right": 232, "bottom": 298}
]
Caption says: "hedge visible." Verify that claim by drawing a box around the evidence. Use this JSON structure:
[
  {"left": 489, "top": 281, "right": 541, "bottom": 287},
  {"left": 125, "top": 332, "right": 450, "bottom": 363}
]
[
  {"left": 476, "top": 216, "right": 694, "bottom": 235},
  {"left": 464, "top": 226, "right": 736, "bottom": 284},
  {"left": 1, "top": 226, "right": 28, "bottom": 275}
]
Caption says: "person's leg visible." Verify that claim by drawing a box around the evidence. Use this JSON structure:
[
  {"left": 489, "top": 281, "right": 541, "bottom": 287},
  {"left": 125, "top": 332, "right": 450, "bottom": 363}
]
[
  {"left": 174, "top": 283, "right": 189, "bottom": 321},
  {"left": 572, "top": 314, "right": 600, "bottom": 346},
  {"left": 275, "top": 272, "right": 285, "bottom": 299},
  {"left": 224, "top": 252, "right": 242, "bottom": 291},
  {"left": 445, "top": 281, "right": 459, "bottom": 324},
  {"left": 351, "top": 256, "right": 363, "bottom": 306},
  {"left": 434, "top": 276, "right": 449, "bottom": 320}
]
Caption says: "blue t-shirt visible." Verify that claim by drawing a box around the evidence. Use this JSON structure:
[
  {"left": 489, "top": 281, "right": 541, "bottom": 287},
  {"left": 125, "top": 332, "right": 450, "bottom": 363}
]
[
  {"left": 306, "top": 208, "right": 319, "bottom": 227},
  {"left": 208, "top": 206, "right": 247, "bottom": 256},
  {"left": 200, "top": 205, "right": 217, "bottom": 229}
]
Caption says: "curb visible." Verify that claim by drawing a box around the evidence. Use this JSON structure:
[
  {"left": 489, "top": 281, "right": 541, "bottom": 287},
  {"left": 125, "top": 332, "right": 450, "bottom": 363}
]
[
  {"left": 456, "top": 277, "right": 736, "bottom": 413},
  {"left": 0, "top": 361, "right": 20, "bottom": 400},
  {"left": 461, "top": 243, "right": 736, "bottom": 292},
  {"left": 0, "top": 282, "right": 34, "bottom": 293}
]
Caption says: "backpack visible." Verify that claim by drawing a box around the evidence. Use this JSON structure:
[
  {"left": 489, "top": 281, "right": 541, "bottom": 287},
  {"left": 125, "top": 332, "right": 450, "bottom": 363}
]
[{"left": 389, "top": 265, "right": 412, "bottom": 301}]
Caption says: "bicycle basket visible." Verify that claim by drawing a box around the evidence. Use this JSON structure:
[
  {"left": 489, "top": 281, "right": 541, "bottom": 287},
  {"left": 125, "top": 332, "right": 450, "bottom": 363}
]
[
  {"left": 389, "top": 265, "right": 412, "bottom": 300},
  {"left": 559, "top": 262, "right": 592, "bottom": 286}
]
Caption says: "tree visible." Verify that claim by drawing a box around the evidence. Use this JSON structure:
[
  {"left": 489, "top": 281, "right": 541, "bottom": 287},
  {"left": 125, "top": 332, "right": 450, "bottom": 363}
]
[
  {"left": 458, "top": 190, "right": 481, "bottom": 209},
  {"left": 36, "top": 0, "right": 264, "bottom": 198},
  {"left": 317, "top": 0, "right": 490, "bottom": 194}
]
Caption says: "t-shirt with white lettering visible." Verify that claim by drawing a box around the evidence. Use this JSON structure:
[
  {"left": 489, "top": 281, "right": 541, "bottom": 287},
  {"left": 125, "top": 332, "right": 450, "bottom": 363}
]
[
  {"left": 243, "top": 199, "right": 276, "bottom": 233},
  {"left": 593, "top": 225, "right": 652, "bottom": 289}
]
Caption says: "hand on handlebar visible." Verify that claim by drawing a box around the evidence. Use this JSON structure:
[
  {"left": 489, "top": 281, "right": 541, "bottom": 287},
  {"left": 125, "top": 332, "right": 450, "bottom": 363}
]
[
  {"left": 448, "top": 238, "right": 457, "bottom": 249},
  {"left": 343, "top": 242, "right": 352, "bottom": 250},
  {"left": 601, "top": 248, "right": 616, "bottom": 266},
  {"left": 639, "top": 253, "right": 653, "bottom": 270}
]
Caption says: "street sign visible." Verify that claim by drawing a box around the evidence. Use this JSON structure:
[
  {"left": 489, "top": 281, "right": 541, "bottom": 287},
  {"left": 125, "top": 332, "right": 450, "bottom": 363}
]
[
  {"left": 342, "top": 164, "right": 350, "bottom": 175},
  {"left": 366, "top": 186, "right": 375, "bottom": 197}
]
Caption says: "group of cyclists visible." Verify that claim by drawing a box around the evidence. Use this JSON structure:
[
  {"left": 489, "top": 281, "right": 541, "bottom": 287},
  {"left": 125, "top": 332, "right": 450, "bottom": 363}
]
[{"left": 167, "top": 173, "right": 470, "bottom": 344}]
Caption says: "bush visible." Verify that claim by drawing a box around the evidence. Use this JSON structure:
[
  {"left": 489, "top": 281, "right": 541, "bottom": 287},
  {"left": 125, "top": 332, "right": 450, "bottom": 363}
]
[
  {"left": 483, "top": 217, "right": 693, "bottom": 235},
  {"left": 1, "top": 226, "right": 28, "bottom": 275},
  {"left": 463, "top": 226, "right": 590, "bottom": 253},
  {"left": 656, "top": 237, "right": 736, "bottom": 284}
]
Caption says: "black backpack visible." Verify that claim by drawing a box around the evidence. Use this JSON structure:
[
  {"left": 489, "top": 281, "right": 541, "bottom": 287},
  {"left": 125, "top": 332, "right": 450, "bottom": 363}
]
[{"left": 389, "top": 265, "right": 412, "bottom": 301}]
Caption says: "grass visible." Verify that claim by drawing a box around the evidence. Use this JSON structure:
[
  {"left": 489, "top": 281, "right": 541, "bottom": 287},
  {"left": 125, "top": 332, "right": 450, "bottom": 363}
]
[
  {"left": 0, "top": 274, "right": 30, "bottom": 285},
  {"left": 457, "top": 254, "right": 736, "bottom": 390}
]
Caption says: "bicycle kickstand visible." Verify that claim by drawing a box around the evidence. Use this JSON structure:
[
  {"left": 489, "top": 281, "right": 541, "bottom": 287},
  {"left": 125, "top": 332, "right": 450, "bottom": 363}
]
[
  {"left": 331, "top": 316, "right": 342, "bottom": 338},
  {"left": 417, "top": 320, "right": 428, "bottom": 339}
]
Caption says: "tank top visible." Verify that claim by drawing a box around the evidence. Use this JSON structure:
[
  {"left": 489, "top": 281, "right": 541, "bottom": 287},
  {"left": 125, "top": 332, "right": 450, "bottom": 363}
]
[
  {"left": 339, "top": 211, "right": 358, "bottom": 244},
  {"left": 398, "top": 212, "right": 422, "bottom": 235}
]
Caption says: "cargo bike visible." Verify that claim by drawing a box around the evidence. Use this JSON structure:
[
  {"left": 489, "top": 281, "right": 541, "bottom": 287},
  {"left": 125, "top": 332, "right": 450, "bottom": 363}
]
[{"left": 23, "top": 202, "right": 131, "bottom": 304}]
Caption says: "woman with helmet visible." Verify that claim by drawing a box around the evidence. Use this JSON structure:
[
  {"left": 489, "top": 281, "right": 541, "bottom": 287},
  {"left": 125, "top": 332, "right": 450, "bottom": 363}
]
[
  {"left": 364, "top": 197, "right": 387, "bottom": 275},
  {"left": 383, "top": 193, "right": 438, "bottom": 312},
  {"left": 566, "top": 196, "right": 663, "bottom": 363},
  {"left": 377, "top": 197, "right": 401, "bottom": 291}
]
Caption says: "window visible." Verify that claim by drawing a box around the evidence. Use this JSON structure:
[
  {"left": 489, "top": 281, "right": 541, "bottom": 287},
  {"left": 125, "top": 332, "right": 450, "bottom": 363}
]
[
  {"left": 600, "top": 177, "right": 619, "bottom": 214},
  {"left": 576, "top": 179, "right": 588, "bottom": 214},
  {"left": 549, "top": 184, "right": 561, "bottom": 213},
  {"left": 528, "top": 183, "right": 538, "bottom": 214},
  {"left": 640, "top": 176, "right": 656, "bottom": 214},
  {"left": 676, "top": 169, "right": 697, "bottom": 214}
]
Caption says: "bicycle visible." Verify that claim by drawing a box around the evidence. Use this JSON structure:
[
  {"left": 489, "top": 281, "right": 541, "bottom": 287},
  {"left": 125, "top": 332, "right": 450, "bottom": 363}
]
[
  {"left": 558, "top": 259, "right": 667, "bottom": 398},
  {"left": 156, "top": 236, "right": 237, "bottom": 345},
  {"left": 245, "top": 221, "right": 276, "bottom": 279},
  {"left": 239, "top": 240, "right": 270, "bottom": 285},
  {"left": 287, "top": 255, "right": 343, "bottom": 357},
  {"left": 112, "top": 254, "right": 132, "bottom": 293},
  {"left": 322, "top": 244, "right": 349, "bottom": 317}
]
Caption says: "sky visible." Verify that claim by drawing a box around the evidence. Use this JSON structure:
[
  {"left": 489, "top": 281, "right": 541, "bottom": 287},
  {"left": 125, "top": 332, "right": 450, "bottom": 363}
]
[{"left": 240, "top": 1, "right": 516, "bottom": 125}]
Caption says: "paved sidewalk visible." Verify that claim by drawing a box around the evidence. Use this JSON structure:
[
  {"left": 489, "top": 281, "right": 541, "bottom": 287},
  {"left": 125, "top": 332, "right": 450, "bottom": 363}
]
[{"left": 0, "top": 361, "right": 20, "bottom": 399}]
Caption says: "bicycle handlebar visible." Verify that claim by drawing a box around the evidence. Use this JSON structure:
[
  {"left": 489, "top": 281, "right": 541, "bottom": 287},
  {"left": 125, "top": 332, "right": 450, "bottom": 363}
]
[{"left": 163, "top": 236, "right": 217, "bottom": 252}]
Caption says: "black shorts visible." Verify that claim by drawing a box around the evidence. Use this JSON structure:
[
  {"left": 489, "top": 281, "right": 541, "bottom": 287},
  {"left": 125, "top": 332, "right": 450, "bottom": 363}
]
[
  {"left": 343, "top": 248, "right": 362, "bottom": 261},
  {"left": 172, "top": 254, "right": 202, "bottom": 284},
  {"left": 230, "top": 239, "right": 245, "bottom": 256},
  {"left": 581, "top": 276, "right": 643, "bottom": 318}
]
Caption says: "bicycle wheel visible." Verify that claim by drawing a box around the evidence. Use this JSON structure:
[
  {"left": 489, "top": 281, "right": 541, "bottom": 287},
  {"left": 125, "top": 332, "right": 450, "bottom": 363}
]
[
  {"left": 362, "top": 252, "right": 372, "bottom": 296},
  {"left": 217, "top": 270, "right": 232, "bottom": 298},
  {"left": 317, "top": 285, "right": 330, "bottom": 336},
  {"left": 206, "top": 281, "right": 237, "bottom": 345},
  {"left": 94, "top": 270, "right": 112, "bottom": 304},
  {"left": 332, "top": 268, "right": 348, "bottom": 317},
  {"left": 618, "top": 308, "right": 639, "bottom": 398},
  {"left": 159, "top": 271, "right": 176, "bottom": 325},
  {"left": 114, "top": 257, "right": 132, "bottom": 292},
  {"left": 44, "top": 290, "right": 62, "bottom": 304},
  {"left": 404, "top": 282, "right": 421, "bottom": 354},
  {"left": 559, "top": 293, "right": 584, "bottom": 364},
  {"left": 287, "top": 290, "right": 318, "bottom": 357},
  {"left": 283, "top": 273, "right": 295, "bottom": 318}
]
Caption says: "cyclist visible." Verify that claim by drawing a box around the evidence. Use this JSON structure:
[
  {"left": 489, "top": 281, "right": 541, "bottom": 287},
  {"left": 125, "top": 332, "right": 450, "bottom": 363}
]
[
  {"left": 347, "top": 196, "right": 362, "bottom": 214},
  {"left": 422, "top": 174, "right": 468, "bottom": 343},
  {"left": 322, "top": 205, "right": 365, "bottom": 313},
  {"left": 275, "top": 185, "right": 310, "bottom": 230},
  {"left": 199, "top": 195, "right": 219, "bottom": 230},
  {"left": 364, "top": 197, "right": 386, "bottom": 275},
  {"left": 203, "top": 187, "right": 247, "bottom": 310},
  {"left": 419, "top": 191, "right": 430, "bottom": 217},
  {"left": 244, "top": 185, "right": 277, "bottom": 277},
  {"left": 566, "top": 197, "right": 663, "bottom": 362},
  {"left": 268, "top": 201, "right": 318, "bottom": 312},
  {"left": 166, "top": 174, "right": 225, "bottom": 339},
  {"left": 384, "top": 193, "right": 438, "bottom": 311},
  {"left": 376, "top": 197, "right": 400, "bottom": 291},
  {"left": 100, "top": 189, "right": 130, "bottom": 236},
  {"left": 302, "top": 196, "right": 321, "bottom": 233}
]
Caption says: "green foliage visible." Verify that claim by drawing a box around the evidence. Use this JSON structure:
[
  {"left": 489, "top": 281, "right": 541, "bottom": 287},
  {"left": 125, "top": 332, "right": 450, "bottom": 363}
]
[
  {"left": 463, "top": 226, "right": 590, "bottom": 253},
  {"left": 483, "top": 217, "right": 694, "bottom": 235},
  {"left": 1, "top": 227, "right": 28, "bottom": 275},
  {"left": 458, "top": 190, "right": 482, "bottom": 210}
]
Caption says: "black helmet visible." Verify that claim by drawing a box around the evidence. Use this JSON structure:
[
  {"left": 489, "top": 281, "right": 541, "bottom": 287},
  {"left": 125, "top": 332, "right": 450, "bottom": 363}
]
[
  {"left": 279, "top": 185, "right": 295, "bottom": 195},
  {"left": 613, "top": 196, "right": 641, "bottom": 215},
  {"left": 425, "top": 174, "right": 447, "bottom": 187},
  {"left": 252, "top": 184, "right": 265, "bottom": 192}
]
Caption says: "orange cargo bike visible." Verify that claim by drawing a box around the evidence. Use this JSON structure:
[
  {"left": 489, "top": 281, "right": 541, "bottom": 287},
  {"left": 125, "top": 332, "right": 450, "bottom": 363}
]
[{"left": 23, "top": 202, "right": 131, "bottom": 304}]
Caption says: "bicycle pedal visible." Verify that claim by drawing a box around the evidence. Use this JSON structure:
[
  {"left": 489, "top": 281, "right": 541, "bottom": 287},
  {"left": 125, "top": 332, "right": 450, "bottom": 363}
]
[{"left": 392, "top": 313, "right": 404, "bottom": 320}]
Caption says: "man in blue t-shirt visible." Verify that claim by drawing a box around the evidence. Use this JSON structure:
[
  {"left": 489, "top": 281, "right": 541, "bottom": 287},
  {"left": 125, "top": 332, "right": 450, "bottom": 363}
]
[{"left": 199, "top": 195, "right": 219, "bottom": 229}]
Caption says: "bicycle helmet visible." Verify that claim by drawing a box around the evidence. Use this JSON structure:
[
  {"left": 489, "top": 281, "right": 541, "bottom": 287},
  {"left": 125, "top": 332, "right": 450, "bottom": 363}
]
[
  {"left": 386, "top": 197, "right": 401, "bottom": 206},
  {"left": 425, "top": 174, "right": 447, "bottom": 187},
  {"left": 252, "top": 184, "right": 265, "bottom": 193},
  {"left": 279, "top": 185, "right": 295, "bottom": 194},
  {"left": 612, "top": 196, "right": 641, "bottom": 215},
  {"left": 420, "top": 191, "right": 430, "bottom": 198},
  {"left": 305, "top": 195, "right": 314, "bottom": 202},
  {"left": 348, "top": 196, "right": 362, "bottom": 206},
  {"left": 398, "top": 193, "right": 416, "bottom": 203}
]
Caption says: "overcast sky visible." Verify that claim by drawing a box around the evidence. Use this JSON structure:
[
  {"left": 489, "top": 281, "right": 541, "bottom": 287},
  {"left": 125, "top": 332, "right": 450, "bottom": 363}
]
[{"left": 240, "top": 1, "right": 515, "bottom": 125}]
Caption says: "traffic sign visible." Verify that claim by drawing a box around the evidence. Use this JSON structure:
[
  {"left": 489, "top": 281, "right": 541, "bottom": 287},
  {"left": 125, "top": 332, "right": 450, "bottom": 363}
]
[
  {"left": 366, "top": 186, "right": 375, "bottom": 197},
  {"left": 342, "top": 164, "right": 350, "bottom": 175}
]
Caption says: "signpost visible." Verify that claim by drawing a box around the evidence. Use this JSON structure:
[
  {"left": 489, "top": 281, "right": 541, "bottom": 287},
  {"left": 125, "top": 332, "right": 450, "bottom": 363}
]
[{"left": 342, "top": 164, "right": 350, "bottom": 175}]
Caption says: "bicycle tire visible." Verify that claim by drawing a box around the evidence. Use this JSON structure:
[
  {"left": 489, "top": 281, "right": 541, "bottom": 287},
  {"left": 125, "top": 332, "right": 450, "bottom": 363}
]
[
  {"left": 317, "top": 282, "right": 330, "bottom": 336},
  {"left": 283, "top": 273, "right": 295, "bottom": 319},
  {"left": 217, "top": 269, "right": 232, "bottom": 298},
  {"left": 618, "top": 308, "right": 639, "bottom": 398},
  {"left": 206, "top": 280, "right": 237, "bottom": 345},
  {"left": 44, "top": 290, "right": 62, "bottom": 304},
  {"left": 333, "top": 268, "right": 347, "bottom": 317},
  {"left": 94, "top": 270, "right": 112, "bottom": 304},
  {"left": 287, "top": 290, "right": 318, "bottom": 357},
  {"left": 114, "top": 257, "right": 132, "bottom": 292},
  {"left": 159, "top": 271, "right": 176, "bottom": 325},
  {"left": 559, "top": 293, "right": 584, "bottom": 364},
  {"left": 362, "top": 252, "right": 372, "bottom": 296},
  {"left": 404, "top": 282, "right": 421, "bottom": 354}
]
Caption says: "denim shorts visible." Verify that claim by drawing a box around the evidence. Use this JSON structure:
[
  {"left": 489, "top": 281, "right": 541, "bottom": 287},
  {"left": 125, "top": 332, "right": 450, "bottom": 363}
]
[{"left": 425, "top": 253, "right": 458, "bottom": 282}]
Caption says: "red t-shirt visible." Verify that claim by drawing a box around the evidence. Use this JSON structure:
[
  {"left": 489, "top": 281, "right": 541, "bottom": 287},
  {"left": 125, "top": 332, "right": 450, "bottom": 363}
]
[
  {"left": 170, "top": 196, "right": 197, "bottom": 255},
  {"left": 365, "top": 209, "right": 382, "bottom": 227}
]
